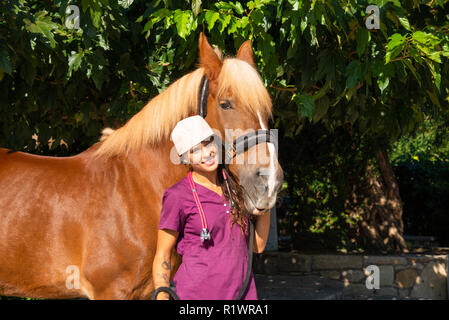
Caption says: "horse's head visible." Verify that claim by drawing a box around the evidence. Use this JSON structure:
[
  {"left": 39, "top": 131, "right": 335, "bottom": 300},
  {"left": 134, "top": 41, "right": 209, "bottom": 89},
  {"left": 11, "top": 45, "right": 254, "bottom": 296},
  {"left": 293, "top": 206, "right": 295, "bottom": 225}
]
[{"left": 197, "top": 33, "right": 284, "bottom": 215}]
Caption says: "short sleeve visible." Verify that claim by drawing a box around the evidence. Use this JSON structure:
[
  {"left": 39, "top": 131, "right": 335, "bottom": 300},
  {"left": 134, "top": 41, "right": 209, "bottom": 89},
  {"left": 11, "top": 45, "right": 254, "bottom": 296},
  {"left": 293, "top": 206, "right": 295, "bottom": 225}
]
[{"left": 158, "top": 188, "right": 184, "bottom": 232}]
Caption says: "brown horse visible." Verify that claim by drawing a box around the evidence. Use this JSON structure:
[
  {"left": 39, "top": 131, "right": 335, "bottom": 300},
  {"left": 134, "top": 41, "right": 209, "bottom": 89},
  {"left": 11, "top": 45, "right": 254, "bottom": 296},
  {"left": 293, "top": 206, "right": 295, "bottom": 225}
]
[{"left": 0, "top": 33, "right": 283, "bottom": 299}]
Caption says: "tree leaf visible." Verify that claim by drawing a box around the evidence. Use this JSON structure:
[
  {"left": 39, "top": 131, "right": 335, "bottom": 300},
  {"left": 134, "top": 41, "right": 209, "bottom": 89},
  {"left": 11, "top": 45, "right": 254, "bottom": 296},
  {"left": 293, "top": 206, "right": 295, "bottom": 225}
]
[
  {"left": 412, "top": 31, "right": 438, "bottom": 44},
  {"left": 24, "top": 14, "right": 58, "bottom": 48},
  {"left": 219, "top": 14, "right": 232, "bottom": 33},
  {"left": 231, "top": 2, "right": 244, "bottom": 15},
  {"left": 356, "top": 28, "right": 370, "bottom": 57},
  {"left": 192, "top": 0, "right": 202, "bottom": 16},
  {"left": 92, "top": 69, "right": 106, "bottom": 90},
  {"left": 118, "top": 0, "right": 134, "bottom": 9},
  {"left": 387, "top": 33, "right": 406, "bottom": 50},
  {"left": 377, "top": 75, "right": 389, "bottom": 93},
  {"left": 174, "top": 10, "right": 191, "bottom": 39},
  {"left": 294, "top": 93, "right": 315, "bottom": 120},
  {"left": 426, "top": 89, "right": 441, "bottom": 108},
  {"left": 345, "top": 60, "right": 362, "bottom": 89},
  {"left": 204, "top": 10, "right": 220, "bottom": 31},
  {"left": 398, "top": 16, "right": 411, "bottom": 31},
  {"left": 227, "top": 16, "right": 238, "bottom": 34},
  {"left": 313, "top": 96, "right": 330, "bottom": 124},
  {"left": 402, "top": 58, "right": 421, "bottom": 87},
  {"left": 68, "top": 52, "right": 83, "bottom": 77},
  {"left": 385, "top": 33, "right": 406, "bottom": 63},
  {"left": 427, "top": 51, "right": 441, "bottom": 63}
]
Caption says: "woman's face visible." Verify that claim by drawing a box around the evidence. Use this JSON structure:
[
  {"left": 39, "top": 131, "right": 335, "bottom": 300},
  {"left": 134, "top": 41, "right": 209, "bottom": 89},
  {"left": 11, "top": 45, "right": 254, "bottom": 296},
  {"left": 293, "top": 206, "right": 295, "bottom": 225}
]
[{"left": 188, "top": 136, "right": 219, "bottom": 173}]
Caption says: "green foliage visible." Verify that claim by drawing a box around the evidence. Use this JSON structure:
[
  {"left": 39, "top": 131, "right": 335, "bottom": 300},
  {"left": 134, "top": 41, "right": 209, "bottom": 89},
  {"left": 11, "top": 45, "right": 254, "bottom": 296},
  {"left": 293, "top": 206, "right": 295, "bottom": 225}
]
[
  {"left": 1, "top": 0, "right": 448, "bottom": 155},
  {"left": 0, "top": 0, "right": 172, "bottom": 154},
  {"left": 390, "top": 116, "right": 449, "bottom": 163},
  {"left": 277, "top": 122, "right": 371, "bottom": 252},
  {"left": 390, "top": 116, "right": 449, "bottom": 245}
]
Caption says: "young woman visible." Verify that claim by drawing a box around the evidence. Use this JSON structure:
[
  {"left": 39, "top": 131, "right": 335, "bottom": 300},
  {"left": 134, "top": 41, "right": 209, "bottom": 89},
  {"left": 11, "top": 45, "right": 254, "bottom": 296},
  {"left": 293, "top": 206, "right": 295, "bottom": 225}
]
[{"left": 152, "top": 115, "right": 271, "bottom": 300}]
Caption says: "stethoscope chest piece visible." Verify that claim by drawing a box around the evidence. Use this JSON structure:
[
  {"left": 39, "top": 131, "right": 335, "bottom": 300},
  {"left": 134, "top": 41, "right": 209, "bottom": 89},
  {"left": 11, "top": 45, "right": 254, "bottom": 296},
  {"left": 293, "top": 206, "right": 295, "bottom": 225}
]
[
  {"left": 200, "top": 228, "right": 211, "bottom": 242},
  {"left": 187, "top": 169, "right": 234, "bottom": 243}
]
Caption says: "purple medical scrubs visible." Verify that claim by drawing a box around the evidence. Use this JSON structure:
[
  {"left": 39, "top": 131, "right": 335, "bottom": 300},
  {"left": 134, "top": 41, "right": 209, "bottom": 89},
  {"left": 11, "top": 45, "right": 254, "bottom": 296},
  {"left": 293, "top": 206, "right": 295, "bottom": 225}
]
[{"left": 158, "top": 175, "right": 258, "bottom": 300}]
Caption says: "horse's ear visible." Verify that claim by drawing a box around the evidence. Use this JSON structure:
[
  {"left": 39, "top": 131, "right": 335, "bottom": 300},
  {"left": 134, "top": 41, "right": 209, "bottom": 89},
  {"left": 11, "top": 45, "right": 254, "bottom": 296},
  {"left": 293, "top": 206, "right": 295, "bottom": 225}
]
[
  {"left": 236, "top": 40, "right": 256, "bottom": 69},
  {"left": 198, "top": 32, "right": 222, "bottom": 80}
]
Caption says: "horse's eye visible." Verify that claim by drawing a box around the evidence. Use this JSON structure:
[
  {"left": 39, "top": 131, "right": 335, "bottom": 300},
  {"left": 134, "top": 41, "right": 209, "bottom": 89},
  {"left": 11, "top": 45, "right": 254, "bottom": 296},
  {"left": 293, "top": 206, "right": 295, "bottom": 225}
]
[{"left": 219, "top": 100, "right": 232, "bottom": 110}]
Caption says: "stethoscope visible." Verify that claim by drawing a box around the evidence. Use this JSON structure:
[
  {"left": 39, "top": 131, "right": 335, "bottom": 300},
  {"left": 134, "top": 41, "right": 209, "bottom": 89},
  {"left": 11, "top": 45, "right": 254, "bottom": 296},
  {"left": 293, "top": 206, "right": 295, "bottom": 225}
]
[{"left": 187, "top": 162, "right": 234, "bottom": 242}]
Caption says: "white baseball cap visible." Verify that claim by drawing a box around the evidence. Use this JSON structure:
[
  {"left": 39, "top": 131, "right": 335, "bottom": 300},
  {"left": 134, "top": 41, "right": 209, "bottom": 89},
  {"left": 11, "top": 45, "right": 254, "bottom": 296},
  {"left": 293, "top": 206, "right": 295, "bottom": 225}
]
[{"left": 170, "top": 115, "right": 215, "bottom": 157}]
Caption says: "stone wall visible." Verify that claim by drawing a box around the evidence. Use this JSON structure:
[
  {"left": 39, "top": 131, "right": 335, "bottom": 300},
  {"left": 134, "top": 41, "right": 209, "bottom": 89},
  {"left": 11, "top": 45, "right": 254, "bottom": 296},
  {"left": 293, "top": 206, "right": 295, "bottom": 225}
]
[{"left": 253, "top": 252, "right": 448, "bottom": 299}]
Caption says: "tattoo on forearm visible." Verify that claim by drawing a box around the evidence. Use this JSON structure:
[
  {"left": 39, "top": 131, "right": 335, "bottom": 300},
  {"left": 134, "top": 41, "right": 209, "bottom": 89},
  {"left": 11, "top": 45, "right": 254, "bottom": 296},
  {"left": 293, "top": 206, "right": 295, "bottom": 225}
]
[
  {"left": 155, "top": 272, "right": 169, "bottom": 284},
  {"left": 153, "top": 259, "right": 171, "bottom": 288},
  {"left": 161, "top": 260, "right": 171, "bottom": 270}
]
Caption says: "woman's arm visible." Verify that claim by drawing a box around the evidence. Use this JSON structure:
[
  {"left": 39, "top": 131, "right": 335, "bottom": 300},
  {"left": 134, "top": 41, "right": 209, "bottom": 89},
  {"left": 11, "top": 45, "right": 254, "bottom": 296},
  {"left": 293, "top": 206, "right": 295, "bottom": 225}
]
[
  {"left": 152, "top": 229, "right": 179, "bottom": 300},
  {"left": 253, "top": 210, "right": 271, "bottom": 253}
]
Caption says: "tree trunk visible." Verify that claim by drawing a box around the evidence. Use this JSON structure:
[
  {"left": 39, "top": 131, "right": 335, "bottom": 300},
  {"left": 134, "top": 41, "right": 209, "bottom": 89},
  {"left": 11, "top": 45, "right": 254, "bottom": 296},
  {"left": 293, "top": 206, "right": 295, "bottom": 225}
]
[{"left": 357, "top": 147, "right": 408, "bottom": 253}]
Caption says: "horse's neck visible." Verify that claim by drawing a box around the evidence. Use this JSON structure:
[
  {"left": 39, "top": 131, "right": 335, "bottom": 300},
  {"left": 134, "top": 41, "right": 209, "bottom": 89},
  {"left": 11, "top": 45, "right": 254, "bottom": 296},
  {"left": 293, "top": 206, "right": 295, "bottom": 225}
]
[
  {"left": 82, "top": 140, "right": 187, "bottom": 195},
  {"left": 109, "top": 144, "right": 186, "bottom": 191}
]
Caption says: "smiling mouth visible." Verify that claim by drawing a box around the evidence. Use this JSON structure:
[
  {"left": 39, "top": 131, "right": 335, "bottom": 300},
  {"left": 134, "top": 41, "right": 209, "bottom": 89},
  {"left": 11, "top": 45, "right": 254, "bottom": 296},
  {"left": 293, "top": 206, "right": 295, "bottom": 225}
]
[{"left": 201, "top": 157, "right": 215, "bottom": 165}]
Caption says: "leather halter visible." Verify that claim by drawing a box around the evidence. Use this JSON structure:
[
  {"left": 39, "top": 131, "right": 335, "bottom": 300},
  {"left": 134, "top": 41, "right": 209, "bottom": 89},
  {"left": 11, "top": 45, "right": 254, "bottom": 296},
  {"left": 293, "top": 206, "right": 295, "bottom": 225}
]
[{"left": 198, "top": 75, "right": 209, "bottom": 118}]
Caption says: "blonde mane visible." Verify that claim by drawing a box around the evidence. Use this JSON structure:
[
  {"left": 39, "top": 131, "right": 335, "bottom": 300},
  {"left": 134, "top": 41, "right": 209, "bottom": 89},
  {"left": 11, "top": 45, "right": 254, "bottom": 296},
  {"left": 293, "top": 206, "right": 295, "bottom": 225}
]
[{"left": 93, "top": 58, "right": 272, "bottom": 158}]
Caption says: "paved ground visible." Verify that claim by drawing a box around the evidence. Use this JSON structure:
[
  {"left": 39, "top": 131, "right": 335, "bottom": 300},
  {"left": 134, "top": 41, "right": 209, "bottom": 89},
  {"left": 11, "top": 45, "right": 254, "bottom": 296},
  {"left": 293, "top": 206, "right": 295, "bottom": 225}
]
[
  {"left": 254, "top": 274, "right": 344, "bottom": 300},
  {"left": 254, "top": 274, "right": 423, "bottom": 300}
]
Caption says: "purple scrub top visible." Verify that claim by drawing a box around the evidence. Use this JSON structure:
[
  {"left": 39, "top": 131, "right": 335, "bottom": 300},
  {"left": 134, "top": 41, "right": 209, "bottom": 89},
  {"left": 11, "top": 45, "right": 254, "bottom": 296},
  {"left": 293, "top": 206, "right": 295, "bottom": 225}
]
[{"left": 158, "top": 175, "right": 257, "bottom": 300}]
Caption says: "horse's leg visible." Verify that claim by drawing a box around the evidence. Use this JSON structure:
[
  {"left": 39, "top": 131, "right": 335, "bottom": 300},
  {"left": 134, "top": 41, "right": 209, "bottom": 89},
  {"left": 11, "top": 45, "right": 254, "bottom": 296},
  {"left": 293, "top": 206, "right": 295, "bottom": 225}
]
[
  {"left": 90, "top": 277, "right": 155, "bottom": 300},
  {"left": 90, "top": 252, "right": 181, "bottom": 300},
  {"left": 91, "top": 288, "right": 125, "bottom": 300},
  {"left": 90, "top": 278, "right": 134, "bottom": 300},
  {"left": 87, "top": 264, "right": 152, "bottom": 300}
]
